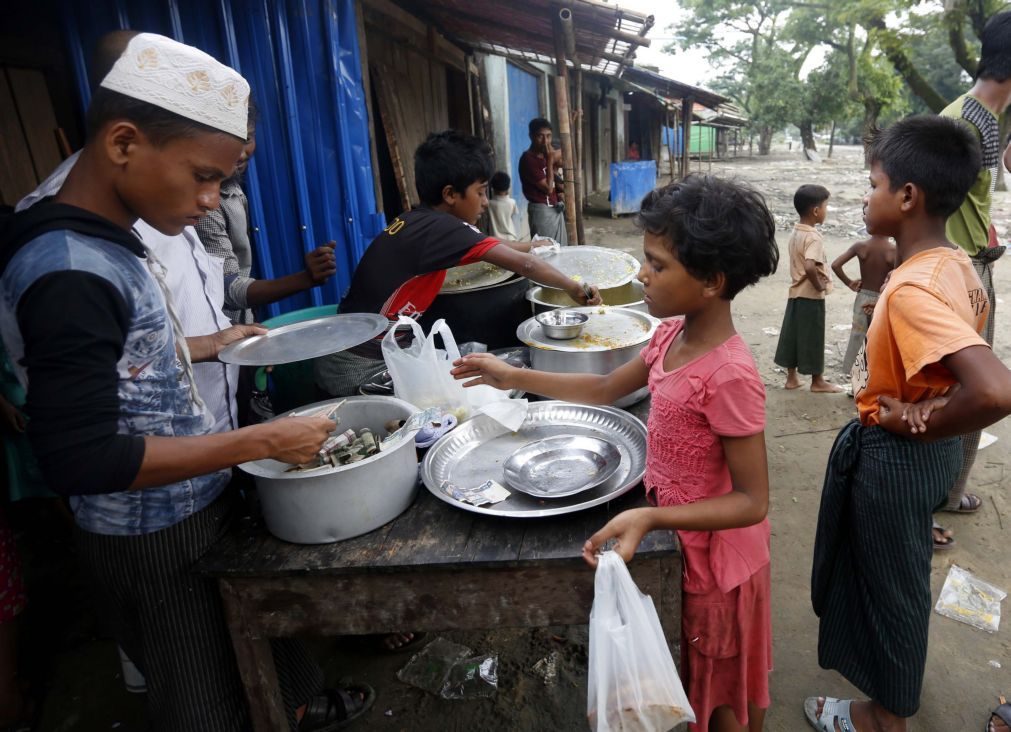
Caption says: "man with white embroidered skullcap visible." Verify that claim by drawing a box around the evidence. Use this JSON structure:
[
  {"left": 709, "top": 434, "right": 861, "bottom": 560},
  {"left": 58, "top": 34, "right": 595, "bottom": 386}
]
[{"left": 0, "top": 34, "right": 371, "bottom": 731}]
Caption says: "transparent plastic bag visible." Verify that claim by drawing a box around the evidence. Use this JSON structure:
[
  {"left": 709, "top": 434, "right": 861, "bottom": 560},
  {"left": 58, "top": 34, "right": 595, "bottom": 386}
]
[
  {"left": 934, "top": 564, "right": 1007, "bottom": 633},
  {"left": 588, "top": 551, "right": 695, "bottom": 732},
  {"left": 382, "top": 317, "right": 469, "bottom": 420}
]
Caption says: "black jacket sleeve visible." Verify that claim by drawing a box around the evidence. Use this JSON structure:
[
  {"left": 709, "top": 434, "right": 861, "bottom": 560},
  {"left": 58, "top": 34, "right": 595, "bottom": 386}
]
[{"left": 16, "top": 271, "right": 146, "bottom": 496}]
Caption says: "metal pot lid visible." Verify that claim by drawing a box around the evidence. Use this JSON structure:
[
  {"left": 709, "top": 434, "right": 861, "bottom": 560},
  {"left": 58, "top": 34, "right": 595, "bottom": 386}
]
[
  {"left": 440, "top": 261, "right": 513, "bottom": 293},
  {"left": 218, "top": 313, "right": 389, "bottom": 366},
  {"left": 535, "top": 245, "right": 641, "bottom": 289},
  {"left": 517, "top": 307, "right": 658, "bottom": 352}
]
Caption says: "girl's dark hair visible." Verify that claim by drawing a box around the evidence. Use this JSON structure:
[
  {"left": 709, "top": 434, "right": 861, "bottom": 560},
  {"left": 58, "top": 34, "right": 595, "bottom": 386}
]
[
  {"left": 864, "top": 116, "right": 981, "bottom": 218},
  {"left": 414, "top": 130, "right": 494, "bottom": 206},
  {"left": 977, "top": 11, "right": 1011, "bottom": 82},
  {"left": 86, "top": 87, "right": 242, "bottom": 146},
  {"left": 636, "top": 175, "right": 779, "bottom": 300}
]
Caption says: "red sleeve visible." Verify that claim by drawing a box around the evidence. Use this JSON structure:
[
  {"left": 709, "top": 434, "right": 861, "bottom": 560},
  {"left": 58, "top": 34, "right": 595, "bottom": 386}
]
[
  {"left": 698, "top": 363, "right": 766, "bottom": 437},
  {"left": 458, "top": 238, "right": 501, "bottom": 265}
]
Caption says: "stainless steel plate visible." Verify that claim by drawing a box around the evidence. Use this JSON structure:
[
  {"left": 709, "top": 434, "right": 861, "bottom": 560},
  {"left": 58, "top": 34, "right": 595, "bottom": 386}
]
[
  {"left": 440, "top": 261, "right": 513, "bottom": 293},
  {"left": 503, "top": 435, "right": 621, "bottom": 498},
  {"left": 517, "top": 307, "right": 658, "bottom": 352},
  {"left": 537, "top": 246, "right": 640, "bottom": 290},
  {"left": 218, "top": 314, "right": 389, "bottom": 366},
  {"left": 421, "top": 401, "right": 647, "bottom": 518}
]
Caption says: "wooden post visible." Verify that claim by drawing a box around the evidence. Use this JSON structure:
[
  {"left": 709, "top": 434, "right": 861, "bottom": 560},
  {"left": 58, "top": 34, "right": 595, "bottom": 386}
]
[
  {"left": 680, "top": 96, "right": 693, "bottom": 179},
  {"left": 574, "top": 69, "right": 585, "bottom": 245},
  {"left": 553, "top": 10, "right": 578, "bottom": 244},
  {"left": 828, "top": 119, "right": 836, "bottom": 159}
]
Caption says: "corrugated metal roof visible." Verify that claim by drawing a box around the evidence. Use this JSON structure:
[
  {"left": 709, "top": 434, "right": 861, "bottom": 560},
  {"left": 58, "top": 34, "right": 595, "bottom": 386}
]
[
  {"left": 399, "top": 0, "right": 653, "bottom": 75},
  {"left": 620, "top": 66, "right": 728, "bottom": 110}
]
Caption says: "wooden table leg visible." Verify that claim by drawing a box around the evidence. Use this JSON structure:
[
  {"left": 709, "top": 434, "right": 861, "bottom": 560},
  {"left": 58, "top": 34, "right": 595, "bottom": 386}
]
[{"left": 220, "top": 580, "right": 288, "bottom": 732}]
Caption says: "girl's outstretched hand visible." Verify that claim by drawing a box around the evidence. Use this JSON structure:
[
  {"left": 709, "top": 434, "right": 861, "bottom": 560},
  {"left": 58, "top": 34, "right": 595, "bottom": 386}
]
[
  {"left": 581, "top": 508, "right": 653, "bottom": 568},
  {"left": 450, "top": 353, "right": 518, "bottom": 390}
]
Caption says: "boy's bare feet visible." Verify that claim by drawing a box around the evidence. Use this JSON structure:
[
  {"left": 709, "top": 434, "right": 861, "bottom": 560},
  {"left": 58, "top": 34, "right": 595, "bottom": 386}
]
[
  {"left": 811, "top": 375, "right": 844, "bottom": 393},
  {"left": 785, "top": 368, "right": 803, "bottom": 390}
]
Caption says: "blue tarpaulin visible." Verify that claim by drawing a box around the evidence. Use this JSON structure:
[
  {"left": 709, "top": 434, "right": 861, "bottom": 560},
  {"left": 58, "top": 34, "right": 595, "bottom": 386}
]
[
  {"left": 58, "top": 0, "right": 385, "bottom": 318},
  {"left": 610, "top": 161, "right": 657, "bottom": 216}
]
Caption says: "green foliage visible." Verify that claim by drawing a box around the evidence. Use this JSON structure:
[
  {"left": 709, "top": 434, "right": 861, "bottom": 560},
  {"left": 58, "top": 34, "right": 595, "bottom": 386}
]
[{"left": 666, "top": 0, "right": 996, "bottom": 137}]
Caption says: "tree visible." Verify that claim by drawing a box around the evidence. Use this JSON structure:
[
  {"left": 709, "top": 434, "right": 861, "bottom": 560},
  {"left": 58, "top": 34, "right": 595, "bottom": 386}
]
[{"left": 672, "top": 0, "right": 818, "bottom": 154}]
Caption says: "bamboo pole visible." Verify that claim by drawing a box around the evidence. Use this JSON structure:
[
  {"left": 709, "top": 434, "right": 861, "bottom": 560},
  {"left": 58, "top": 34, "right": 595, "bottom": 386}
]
[
  {"left": 559, "top": 7, "right": 585, "bottom": 244},
  {"left": 680, "top": 96, "right": 693, "bottom": 179},
  {"left": 553, "top": 9, "right": 578, "bottom": 244}
]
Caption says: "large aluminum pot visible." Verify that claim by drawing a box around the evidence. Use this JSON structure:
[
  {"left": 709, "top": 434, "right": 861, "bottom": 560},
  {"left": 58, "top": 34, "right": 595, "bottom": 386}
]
[
  {"left": 527, "top": 280, "right": 648, "bottom": 314},
  {"left": 239, "top": 395, "right": 419, "bottom": 544},
  {"left": 517, "top": 308, "right": 659, "bottom": 408}
]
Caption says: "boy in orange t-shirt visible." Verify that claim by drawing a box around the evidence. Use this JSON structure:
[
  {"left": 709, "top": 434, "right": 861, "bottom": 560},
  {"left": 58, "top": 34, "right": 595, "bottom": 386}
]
[{"left": 806, "top": 116, "right": 1011, "bottom": 732}]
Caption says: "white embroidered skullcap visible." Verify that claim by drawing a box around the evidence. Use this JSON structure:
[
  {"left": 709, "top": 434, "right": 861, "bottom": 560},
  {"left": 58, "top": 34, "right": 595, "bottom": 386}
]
[{"left": 100, "top": 33, "right": 249, "bottom": 139}]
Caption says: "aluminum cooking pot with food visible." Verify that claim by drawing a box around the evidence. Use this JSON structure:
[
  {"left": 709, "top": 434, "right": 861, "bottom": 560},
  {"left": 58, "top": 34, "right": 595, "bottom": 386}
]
[{"left": 516, "top": 307, "right": 660, "bottom": 408}]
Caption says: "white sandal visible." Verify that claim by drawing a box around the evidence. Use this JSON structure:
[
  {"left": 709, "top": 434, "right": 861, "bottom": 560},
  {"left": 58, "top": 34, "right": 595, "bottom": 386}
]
[{"left": 804, "top": 696, "right": 858, "bottom": 731}]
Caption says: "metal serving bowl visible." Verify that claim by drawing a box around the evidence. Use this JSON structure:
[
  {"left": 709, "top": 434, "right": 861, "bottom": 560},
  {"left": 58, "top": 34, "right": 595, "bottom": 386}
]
[{"left": 535, "top": 310, "right": 589, "bottom": 340}]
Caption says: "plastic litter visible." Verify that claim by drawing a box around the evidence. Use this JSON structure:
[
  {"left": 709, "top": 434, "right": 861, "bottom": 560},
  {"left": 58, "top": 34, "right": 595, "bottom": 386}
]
[
  {"left": 979, "top": 432, "right": 999, "bottom": 450},
  {"left": 531, "top": 650, "right": 560, "bottom": 687},
  {"left": 990, "top": 660, "right": 1002, "bottom": 669},
  {"left": 397, "top": 637, "right": 471, "bottom": 695},
  {"left": 831, "top": 323, "right": 852, "bottom": 331},
  {"left": 440, "top": 655, "right": 499, "bottom": 700},
  {"left": 397, "top": 637, "right": 499, "bottom": 699},
  {"left": 934, "top": 564, "right": 1007, "bottom": 633},
  {"left": 762, "top": 327, "right": 780, "bottom": 336}
]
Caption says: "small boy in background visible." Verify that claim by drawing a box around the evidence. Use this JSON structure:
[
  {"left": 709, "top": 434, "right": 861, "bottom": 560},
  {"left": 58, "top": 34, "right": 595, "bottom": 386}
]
[
  {"left": 774, "top": 184, "right": 843, "bottom": 392},
  {"left": 831, "top": 232, "right": 897, "bottom": 373},
  {"left": 487, "top": 171, "right": 519, "bottom": 241}
]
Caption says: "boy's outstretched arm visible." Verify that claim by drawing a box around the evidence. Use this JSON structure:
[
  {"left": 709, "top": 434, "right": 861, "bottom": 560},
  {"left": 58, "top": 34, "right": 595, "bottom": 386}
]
[
  {"left": 879, "top": 345, "right": 1011, "bottom": 440},
  {"left": 480, "top": 243, "right": 601, "bottom": 304},
  {"left": 831, "top": 244, "right": 861, "bottom": 291},
  {"left": 582, "top": 432, "right": 769, "bottom": 566},
  {"left": 451, "top": 352, "right": 648, "bottom": 406}
]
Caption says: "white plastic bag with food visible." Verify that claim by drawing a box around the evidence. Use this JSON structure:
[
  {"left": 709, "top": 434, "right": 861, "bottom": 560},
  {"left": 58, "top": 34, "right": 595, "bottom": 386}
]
[
  {"left": 588, "top": 551, "right": 694, "bottom": 732},
  {"left": 382, "top": 317, "right": 469, "bottom": 420}
]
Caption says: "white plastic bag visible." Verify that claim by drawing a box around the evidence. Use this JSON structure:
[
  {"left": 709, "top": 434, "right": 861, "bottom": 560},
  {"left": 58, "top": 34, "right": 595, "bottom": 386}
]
[
  {"left": 588, "top": 551, "right": 694, "bottom": 732},
  {"left": 382, "top": 317, "right": 469, "bottom": 420}
]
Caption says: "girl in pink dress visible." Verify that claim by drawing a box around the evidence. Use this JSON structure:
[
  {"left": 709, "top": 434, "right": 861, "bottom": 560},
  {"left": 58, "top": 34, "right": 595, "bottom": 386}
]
[{"left": 452, "top": 175, "right": 779, "bottom": 731}]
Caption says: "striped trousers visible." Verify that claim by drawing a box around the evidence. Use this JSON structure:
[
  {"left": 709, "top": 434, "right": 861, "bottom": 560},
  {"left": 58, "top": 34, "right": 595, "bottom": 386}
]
[
  {"left": 812, "top": 422, "right": 960, "bottom": 716},
  {"left": 946, "top": 252, "right": 1000, "bottom": 509},
  {"left": 76, "top": 493, "right": 322, "bottom": 732}
]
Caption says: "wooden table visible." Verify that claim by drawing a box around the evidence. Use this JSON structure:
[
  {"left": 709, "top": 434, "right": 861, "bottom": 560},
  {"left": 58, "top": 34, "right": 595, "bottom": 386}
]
[{"left": 196, "top": 484, "right": 681, "bottom": 731}]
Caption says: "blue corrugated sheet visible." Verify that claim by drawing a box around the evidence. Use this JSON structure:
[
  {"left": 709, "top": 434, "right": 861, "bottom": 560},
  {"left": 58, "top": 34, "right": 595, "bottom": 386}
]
[
  {"left": 59, "top": 0, "right": 385, "bottom": 318},
  {"left": 610, "top": 161, "right": 656, "bottom": 216}
]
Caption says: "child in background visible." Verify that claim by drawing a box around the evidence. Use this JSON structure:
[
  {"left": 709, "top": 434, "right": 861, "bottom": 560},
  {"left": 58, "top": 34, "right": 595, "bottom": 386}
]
[
  {"left": 774, "top": 185, "right": 843, "bottom": 392},
  {"left": 831, "top": 233, "right": 896, "bottom": 374},
  {"left": 453, "top": 175, "right": 780, "bottom": 732},
  {"left": 487, "top": 171, "right": 519, "bottom": 241},
  {"left": 807, "top": 116, "right": 1011, "bottom": 732}
]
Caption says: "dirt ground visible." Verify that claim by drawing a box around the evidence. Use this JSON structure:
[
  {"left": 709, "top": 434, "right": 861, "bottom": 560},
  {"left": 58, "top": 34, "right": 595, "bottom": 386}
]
[{"left": 31, "top": 145, "right": 1011, "bottom": 731}]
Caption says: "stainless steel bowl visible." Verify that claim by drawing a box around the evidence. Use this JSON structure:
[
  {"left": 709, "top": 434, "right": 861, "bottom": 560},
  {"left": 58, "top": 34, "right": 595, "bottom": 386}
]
[{"left": 535, "top": 310, "right": 589, "bottom": 340}]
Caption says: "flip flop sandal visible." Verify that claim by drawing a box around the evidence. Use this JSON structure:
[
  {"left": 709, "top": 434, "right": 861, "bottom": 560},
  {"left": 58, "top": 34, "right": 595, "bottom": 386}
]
[
  {"left": 986, "top": 695, "right": 1011, "bottom": 732},
  {"left": 933, "top": 520, "right": 956, "bottom": 551},
  {"left": 804, "top": 696, "right": 858, "bottom": 731},
  {"left": 299, "top": 682, "right": 375, "bottom": 732},
  {"left": 950, "top": 493, "right": 983, "bottom": 514}
]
